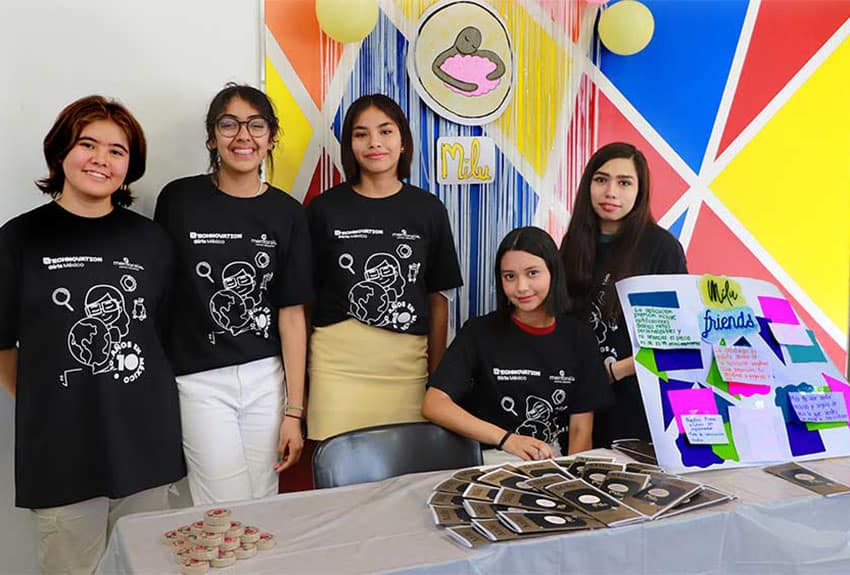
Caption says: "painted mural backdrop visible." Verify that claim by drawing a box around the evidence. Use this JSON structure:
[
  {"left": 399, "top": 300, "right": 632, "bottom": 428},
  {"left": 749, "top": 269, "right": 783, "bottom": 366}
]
[{"left": 264, "top": 0, "right": 849, "bottom": 369}]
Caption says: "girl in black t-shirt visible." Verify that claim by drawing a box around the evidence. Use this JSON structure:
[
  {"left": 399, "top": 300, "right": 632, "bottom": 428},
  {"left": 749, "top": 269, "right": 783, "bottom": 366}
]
[
  {"left": 560, "top": 142, "right": 687, "bottom": 447},
  {"left": 306, "top": 94, "right": 463, "bottom": 441},
  {"left": 155, "top": 84, "right": 313, "bottom": 504},
  {"left": 0, "top": 96, "right": 184, "bottom": 573},
  {"left": 424, "top": 227, "right": 611, "bottom": 462}
]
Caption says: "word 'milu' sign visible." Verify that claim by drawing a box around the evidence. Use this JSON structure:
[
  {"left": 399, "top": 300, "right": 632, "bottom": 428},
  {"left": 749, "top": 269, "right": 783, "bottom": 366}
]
[{"left": 436, "top": 136, "right": 496, "bottom": 185}]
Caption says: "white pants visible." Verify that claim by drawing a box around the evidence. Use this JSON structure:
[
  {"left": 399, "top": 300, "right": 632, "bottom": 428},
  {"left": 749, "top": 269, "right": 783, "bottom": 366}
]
[
  {"left": 33, "top": 485, "right": 168, "bottom": 575},
  {"left": 176, "top": 356, "right": 284, "bottom": 505}
]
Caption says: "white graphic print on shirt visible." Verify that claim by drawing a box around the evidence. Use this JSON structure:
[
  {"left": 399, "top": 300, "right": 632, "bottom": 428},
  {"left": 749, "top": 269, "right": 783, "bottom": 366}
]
[
  {"left": 341, "top": 246, "right": 420, "bottom": 331},
  {"left": 499, "top": 390, "right": 568, "bottom": 444},
  {"left": 196, "top": 256, "right": 273, "bottom": 343},
  {"left": 591, "top": 272, "right": 619, "bottom": 365},
  {"left": 59, "top": 279, "right": 147, "bottom": 387}
]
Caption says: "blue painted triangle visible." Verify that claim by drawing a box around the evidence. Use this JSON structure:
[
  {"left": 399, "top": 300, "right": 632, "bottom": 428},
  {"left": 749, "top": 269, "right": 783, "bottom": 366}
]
[
  {"left": 599, "top": 0, "right": 748, "bottom": 174},
  {"left": 666, "top": 209, "right": 687, "bottom": 239}
]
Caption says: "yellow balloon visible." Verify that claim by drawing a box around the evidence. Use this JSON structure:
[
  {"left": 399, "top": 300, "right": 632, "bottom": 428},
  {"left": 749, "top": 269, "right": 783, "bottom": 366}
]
[
  {"left": 598, "top": 0, "right": 655, "bottom": 56},
  {"left": 316, "top": 0, "right": 379, "bottom": 44}
]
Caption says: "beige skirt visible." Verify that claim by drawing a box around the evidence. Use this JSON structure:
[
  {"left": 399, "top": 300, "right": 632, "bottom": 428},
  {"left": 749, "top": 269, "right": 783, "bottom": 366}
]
[{"left": 307, "top": 318, "right": 428, "bottom": 440}]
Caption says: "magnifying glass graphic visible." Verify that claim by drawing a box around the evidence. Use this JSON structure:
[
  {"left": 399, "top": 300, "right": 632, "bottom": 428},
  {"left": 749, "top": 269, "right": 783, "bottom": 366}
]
[
  {"left": 338, "top": 253, "right": 356, "bottom": 275},
  {"left": 52, "top": 287, "right": 74, "bottom": 312},
  {"left": 501, "top": 396, "right": 518, "bottom": 417},
  {"left": 195, "top": 261, "right": 214, "bottom": 284}
]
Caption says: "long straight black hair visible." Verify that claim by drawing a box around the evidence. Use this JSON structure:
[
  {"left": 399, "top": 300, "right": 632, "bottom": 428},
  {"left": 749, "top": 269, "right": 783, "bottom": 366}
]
[
  {"left": 560, "top": 142, "right": 654, "bottom": 321},
  {"left": 495, "top": 226, "right": 570, "bottom": 324}
]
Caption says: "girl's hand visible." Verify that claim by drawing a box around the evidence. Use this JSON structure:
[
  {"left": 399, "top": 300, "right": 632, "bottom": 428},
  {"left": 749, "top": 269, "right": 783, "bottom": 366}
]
[
  {"left": 274, "top": 417, "right": 304, "bottom": 472},
  {"left": 502, "top": 434, "right": 553, "bottom": 461}
]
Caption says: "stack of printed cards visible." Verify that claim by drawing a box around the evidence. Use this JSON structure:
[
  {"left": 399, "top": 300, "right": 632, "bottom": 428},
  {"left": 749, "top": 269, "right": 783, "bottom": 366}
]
[
  {"left": 763, "top": 462, "right": 850, "bottom": 497},
  {"left": 430, "top": 457, "right": 735, "bottom": 548}
]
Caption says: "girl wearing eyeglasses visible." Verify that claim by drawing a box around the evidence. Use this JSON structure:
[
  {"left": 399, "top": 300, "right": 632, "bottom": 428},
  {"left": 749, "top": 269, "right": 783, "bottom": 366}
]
[
  {"left": 0, "top": 96, "right": 184, "bottom": 573},
  {"left": 155, "top": 84, "right": 313, "bottom": 504}
]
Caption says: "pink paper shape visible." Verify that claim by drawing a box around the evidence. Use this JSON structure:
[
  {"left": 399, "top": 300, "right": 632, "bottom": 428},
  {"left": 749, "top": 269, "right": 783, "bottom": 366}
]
[
  {"left": 440, "top": 55, "right": 502, "bottom": 96},
  {"left": 823, "top": 372, "right": 850, "bottom": 415},
  {"left": 728, "top": 381, "right": 772, "bottom": 397},
  {"left": 668, "top": 388, "right": 719, "bottom": 434},
  {"left": 758, "top": 296, "right": 799, "bottom": 325}
]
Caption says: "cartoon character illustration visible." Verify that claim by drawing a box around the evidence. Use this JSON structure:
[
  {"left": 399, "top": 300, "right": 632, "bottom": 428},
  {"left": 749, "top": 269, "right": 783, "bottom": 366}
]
[
  {"left": 515, "top": 395, "right": 560, "bottom": 444},
  {"left": 65, "top": 282, "right": 145, "bottom": 381},
  {"left": 84, "top": 284, "right": 130, "bottom": 342},
  {"left": 346, "top": 252, "right": 417, "bottom": 329},
  {"left": 432, "top": 26, "right": 506, "bottom": 96},
  {"left": 205, "top": 259, "right": 272, "bottom": 340}
]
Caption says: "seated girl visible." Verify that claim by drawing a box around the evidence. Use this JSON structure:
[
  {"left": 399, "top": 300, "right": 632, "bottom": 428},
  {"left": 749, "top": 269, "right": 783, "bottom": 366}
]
[{"left": 422, "top": 226, "right": 613, "bottom": 463}]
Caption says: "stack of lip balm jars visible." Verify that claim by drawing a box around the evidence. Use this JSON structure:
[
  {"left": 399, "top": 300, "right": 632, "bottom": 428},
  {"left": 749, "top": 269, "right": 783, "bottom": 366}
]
[{"left": 162, "top": 508, "right": 276, "bottom": 574}]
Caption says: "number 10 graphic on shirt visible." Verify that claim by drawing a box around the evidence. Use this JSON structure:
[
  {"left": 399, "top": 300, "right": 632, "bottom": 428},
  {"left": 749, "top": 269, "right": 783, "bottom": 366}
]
[
  {"left": 195, "top": 254, "right": 273, "bottom": 344},
  {"left": 54, "top": 278, "right": 147, "bottom": 387},
  {"left": 341, "top": 247, "right": 419, "bottom": 331}
]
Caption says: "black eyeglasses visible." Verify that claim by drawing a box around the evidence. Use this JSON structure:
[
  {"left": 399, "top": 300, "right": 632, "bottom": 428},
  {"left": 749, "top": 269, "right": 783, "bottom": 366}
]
[{"left": 215, "top": 115, "right": 270, "bottom": 138}]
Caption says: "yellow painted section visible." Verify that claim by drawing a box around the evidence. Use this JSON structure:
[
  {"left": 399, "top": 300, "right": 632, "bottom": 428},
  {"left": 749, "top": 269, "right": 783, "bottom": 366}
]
[
  {"left": 491, "top": 0, "right": 569, "bottom": 179},
  {"left": 711, "top": 37, "right": 850, "bottom": 332},
  {"left": 265, "top": 56, "right": 313, "bottom": 194},
  {"left": 395, "top": 0, "right": 441, "bottom": 20}
]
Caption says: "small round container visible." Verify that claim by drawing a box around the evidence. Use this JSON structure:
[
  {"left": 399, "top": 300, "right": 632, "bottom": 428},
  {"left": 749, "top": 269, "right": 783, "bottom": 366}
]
[
  {"left": 189, "top": 521, "right": 207, "bottom": 536},
  {"left": 179, "top": 558, "right": 209, "bottom": 575},
  {"left": 256, "top": 533, "right": 276, "bottom": 551},
  {"left": 220, "top": 536, "right": 240, "bottom": 552},
  {"left": 204, "top": 508, "right": 232, "bottom": 526},
  {"left": 241, "top": 526, "right": 261, "bottom": 544},
  {"left": 190, "top": 546, "right": 219, "bottom": 561},
  {"left": 211, "top": 549, "right": 237, "bottom": 568},
  {"left": 163, "top": 529, "right": 183, "bottom": 545},
  {"left": 225, "top": 521, "right": 244, "bottom": 539},
  {"left": 199, "top": 531, "right": 223, "bottom": 547},
  {"left": 235, "top": 543, "right": 258, "bottom": 560}
]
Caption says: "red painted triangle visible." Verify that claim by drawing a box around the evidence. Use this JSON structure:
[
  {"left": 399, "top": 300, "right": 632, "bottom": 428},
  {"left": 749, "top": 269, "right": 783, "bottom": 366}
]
[
  {"left": 688, "top": 202, "right": 846, "bottom": 369},
  {"left": 717, "top": 0, "right": 850, "bottom": 156},
  {"left": 596, "top": 89, "right": 690, "bottom": 221},
  {"left": 303, "top": 150, "right": 342, "bottom": 208}
]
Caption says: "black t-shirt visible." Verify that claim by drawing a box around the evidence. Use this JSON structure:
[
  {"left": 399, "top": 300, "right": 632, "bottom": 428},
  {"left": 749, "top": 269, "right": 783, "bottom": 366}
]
[
  {"left": 428, "top": 312, "right": 612, "bottom": 451},
  {"left": 307, "top": 183, "right": 463, "bottom": 335},
  {"left": 0, "top": 203, "right": 185, "bottom": 508},
  {"left": 589, "top": 224, "right": 687, "bottom": 445},
  {"left": 154, "top": 175, "right": 314, "bottom": 375}
]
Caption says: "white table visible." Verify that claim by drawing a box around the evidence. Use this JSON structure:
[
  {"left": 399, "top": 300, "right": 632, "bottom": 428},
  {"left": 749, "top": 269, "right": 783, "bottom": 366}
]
[{"left": 97, "top": 454, "right": 850, "bottom": 574}]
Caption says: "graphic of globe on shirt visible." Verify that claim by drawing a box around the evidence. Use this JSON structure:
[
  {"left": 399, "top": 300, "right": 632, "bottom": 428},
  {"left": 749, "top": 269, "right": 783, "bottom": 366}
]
[
  {"left": 68, "top": 316, "right": 113, "bottom": 373},
  {"left": 209, "top": 289, "right": 251, "bottom": 335},
  {"left": 349, "top": 280, "right": 391, "bottom": 325}
]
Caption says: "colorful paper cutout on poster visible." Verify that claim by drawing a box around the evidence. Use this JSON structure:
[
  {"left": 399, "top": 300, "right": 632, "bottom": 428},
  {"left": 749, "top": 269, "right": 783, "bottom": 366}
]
[
  {"left": 635, "top": 348, "right": 668, "bottom": 381},
  {"left": 712, "top": 345, "right": 772, "bottom": 386},
  {"left": 788, "top": 392, "right": 849, "bottom": 423},
  {"left": 654, "top": 348, "right": 703, "bottom": 372},
  {"left": 757, "top": 296, "right": 799, "bottom": 325},
  {"left": 699, "top": 307, "right": 759, "bottom": 344},
  {"left": 698, "top": 275, "right": 744, "bottom": 310},
  {"left": 628, "top": 290, "right": 680, "bottom": 308},
  {"left": 668, "top": 388, "right": 718, "bottom": 433},
  {"left": 727, "top": 382, "right": 771, "bottom": 397},
  {"left": 768, "top": 322, "right": 813, "bottom": 346},
  {"left": 786, "top": 331, "right": 827, "bottom": 363},
  {"left": 823, "top": 372, "right": 850, "bottom": 413},
  {"left": 711, "top": 422, "right": 739, "bottom": 461},
  {"left": 633, "top": 306, "right": 701, "bottom": 349},
  {"left": 728, "top": 406, "right": 793, "bottom": 463},
  {"left": 681, "top": 414, "right": 729, "bottom": 445}
]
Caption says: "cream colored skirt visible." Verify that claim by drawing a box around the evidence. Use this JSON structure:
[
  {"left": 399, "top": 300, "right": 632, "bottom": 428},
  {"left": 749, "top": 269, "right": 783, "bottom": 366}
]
[{"left": 307, "top": 319, "right": 428, "bottom": 440}]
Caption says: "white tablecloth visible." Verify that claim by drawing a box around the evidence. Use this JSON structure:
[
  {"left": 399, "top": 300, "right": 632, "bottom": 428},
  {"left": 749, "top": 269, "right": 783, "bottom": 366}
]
[{"left": 96, "top": 452, "right": 850, "bottom": 575}]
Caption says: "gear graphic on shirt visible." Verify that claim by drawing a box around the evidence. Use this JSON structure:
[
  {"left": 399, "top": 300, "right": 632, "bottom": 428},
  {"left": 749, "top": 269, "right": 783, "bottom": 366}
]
[{"left": 389, "top": 301, "right": 417, "bottom": 331}]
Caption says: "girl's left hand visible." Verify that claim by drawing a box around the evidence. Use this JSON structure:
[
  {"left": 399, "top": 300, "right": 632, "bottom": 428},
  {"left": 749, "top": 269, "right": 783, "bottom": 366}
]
[{"left": 274, "top": 417, "right": 304, "bottom": 472}]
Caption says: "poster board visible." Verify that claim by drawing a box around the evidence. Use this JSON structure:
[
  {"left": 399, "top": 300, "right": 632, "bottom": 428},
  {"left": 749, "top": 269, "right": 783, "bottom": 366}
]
[{"left": 616, "top": 274, "right": 850, "bottom": 474}]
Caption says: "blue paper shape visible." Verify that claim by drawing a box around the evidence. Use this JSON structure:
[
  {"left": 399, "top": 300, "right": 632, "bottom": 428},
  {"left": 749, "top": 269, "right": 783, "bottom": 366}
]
[
  {"left": 655, "top": 349, "right": 703, "bottom": 372},
  {"left": 757, "top": 317, "right": 785, "bottom": 363},
  {"left": 661, "top": 379, "right": 696, "bottom": 431},
  {"left": 785, "top": 421, "right": 826, "bottom": 457},
  {"left": 628, "top": 291, "right": 680, "bottom": 308},
  {"left": 676, "top": 434, "right": 724, "bottom": 468},
  {"left": 667, "top": 209, "right": 687, "bottom": 240},
  {"left": 733, "top": 336, "right": 751, "bottom": 347}
]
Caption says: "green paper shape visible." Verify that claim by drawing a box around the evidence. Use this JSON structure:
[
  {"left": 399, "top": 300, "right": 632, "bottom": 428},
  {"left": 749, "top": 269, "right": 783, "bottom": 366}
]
[
  {"left": 805, "top": 385, "right": 848, "bottom": 430},
  {"left": 636, "top": 348, "right": 668, "bottom": 382},
  {"left": 711, "top": 422, "right": 739, "bottom": 461},
  {"left": 705, "top": 357, "right": 730, "bottom": 395}
]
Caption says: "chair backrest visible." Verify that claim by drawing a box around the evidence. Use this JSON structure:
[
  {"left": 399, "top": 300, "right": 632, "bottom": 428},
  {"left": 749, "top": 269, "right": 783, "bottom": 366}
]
[{"left": 312, "top": 421, "right": 483, "bottom": 489}]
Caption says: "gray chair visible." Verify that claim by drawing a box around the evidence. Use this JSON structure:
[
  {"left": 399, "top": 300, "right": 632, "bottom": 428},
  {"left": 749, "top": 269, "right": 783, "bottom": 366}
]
[{"left": 312, "top": 421, "right": 483, "bottom": 489}]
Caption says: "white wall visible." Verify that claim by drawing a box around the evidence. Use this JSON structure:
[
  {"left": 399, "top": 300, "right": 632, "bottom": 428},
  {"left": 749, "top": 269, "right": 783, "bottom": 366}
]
[{"left": 0, "top": 1, "right": 261, "bottom": 571}]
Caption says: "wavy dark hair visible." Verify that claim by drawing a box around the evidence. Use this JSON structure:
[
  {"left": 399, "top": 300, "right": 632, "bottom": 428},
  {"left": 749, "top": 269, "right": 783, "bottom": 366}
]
[
  {"left": 495, "top": 226, "right": 570, "bottom": 324},
  {"left": 340, "top": 94, "right": 413, "bottom": 184},
  {"left": 36, "top": 95, "right": 146, "bottom": 207},
  {"left": 560, "top": 142, "right": 654, "bottom": 321},
  {"left": 205, "top": 83, "right": 280, "bottom": 175}
]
